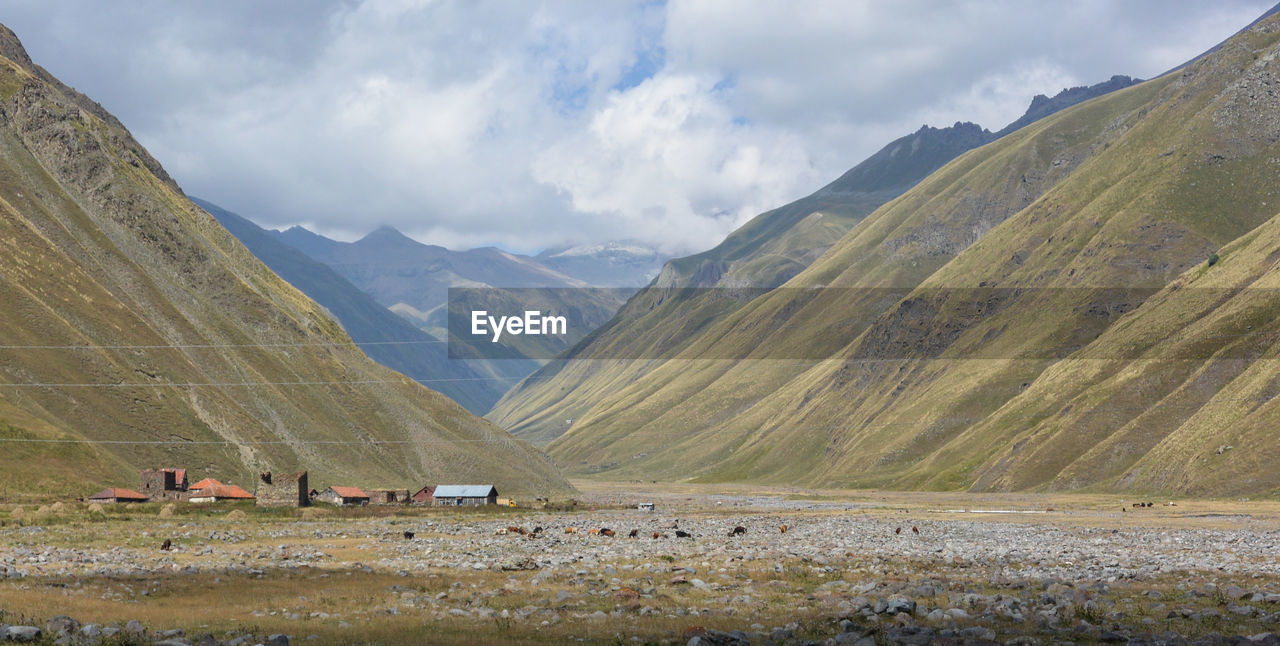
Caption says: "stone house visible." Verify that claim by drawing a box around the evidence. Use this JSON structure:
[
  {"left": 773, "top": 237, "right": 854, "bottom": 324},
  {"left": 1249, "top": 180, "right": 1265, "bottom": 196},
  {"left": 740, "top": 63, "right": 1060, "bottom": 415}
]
[
  {"left": 255, "top": 471, "right": 309, "bottom": 507},
  {"left": 139, "top": 468, "right": 189, "bottom": 501}
]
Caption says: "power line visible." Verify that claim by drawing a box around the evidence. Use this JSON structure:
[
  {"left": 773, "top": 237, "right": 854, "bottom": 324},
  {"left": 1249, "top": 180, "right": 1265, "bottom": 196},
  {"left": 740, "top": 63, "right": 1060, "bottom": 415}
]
[
  {"left": 0, "top": 339, "right": 445, "bottom": 350},
  {"left": 0, "top": 395, "right": 1268, "bottom": 446},
  {"left": 0, "top": 375, "right": 553, "bottom": 388}
]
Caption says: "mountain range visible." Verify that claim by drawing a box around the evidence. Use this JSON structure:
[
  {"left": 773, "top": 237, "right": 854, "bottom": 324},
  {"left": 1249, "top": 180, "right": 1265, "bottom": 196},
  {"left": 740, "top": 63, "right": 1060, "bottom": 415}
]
[
  {"left": 0, "top": 24, "right": 569, "bottom": 498},
  {"left": 256, "top": 222, "right": 659, "bottom": 411},
  {"left": 490, "top": 10, "right": 1280, "bottom": 496}
]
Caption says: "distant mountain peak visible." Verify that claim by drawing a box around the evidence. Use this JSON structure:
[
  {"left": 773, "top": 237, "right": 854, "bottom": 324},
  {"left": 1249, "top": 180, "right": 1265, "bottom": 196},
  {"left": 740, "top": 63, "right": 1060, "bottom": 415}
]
[
  {"left": 360, "top": 224, "right": 413, "bottom": 242},
  {"left": 997, "top": 75, "right": 1140, "bottom": 137}
]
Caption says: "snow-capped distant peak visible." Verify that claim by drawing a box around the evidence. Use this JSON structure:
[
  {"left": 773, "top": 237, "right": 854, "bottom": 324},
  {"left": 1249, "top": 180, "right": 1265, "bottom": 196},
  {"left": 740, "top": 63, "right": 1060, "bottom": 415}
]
[{"left": 547, "top": 241, "right": 658, "bottom": 259}]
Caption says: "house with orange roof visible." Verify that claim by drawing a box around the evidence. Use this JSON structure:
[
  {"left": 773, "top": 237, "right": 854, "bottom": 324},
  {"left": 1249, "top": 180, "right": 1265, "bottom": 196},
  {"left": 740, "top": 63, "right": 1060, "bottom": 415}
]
[
  {"left": 187, "top": 478, "right": 255, "bottom": 503},
  {"left": 314, "top": 486, "right": 369, "bottom": 506}
]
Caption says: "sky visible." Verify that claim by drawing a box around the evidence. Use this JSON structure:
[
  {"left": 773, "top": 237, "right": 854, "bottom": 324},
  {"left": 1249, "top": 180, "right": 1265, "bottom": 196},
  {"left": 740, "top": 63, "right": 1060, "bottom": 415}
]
[{"left": 2, "top": 1, "right": 1273, "bottom": 255}]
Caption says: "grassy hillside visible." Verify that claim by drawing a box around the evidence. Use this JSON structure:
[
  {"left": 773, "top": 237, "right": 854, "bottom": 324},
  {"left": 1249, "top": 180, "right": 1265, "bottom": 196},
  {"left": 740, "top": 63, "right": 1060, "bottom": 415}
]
[
  {"left": 500, "top": 13, "right": 1280, "bottom": 496},
  {"left": 0, "top": 25, "right": 570, "bottom": 499},
  {"left": 492, "top": 78, "right": 1146, "bottom": 445}
]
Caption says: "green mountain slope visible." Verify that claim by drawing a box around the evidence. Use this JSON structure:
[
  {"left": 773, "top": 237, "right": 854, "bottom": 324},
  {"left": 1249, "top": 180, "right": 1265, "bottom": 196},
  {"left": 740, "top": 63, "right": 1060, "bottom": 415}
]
[
  {"left": 498, "top": 11, "right": 1280, "bottom": 496},
  {"left": 0, "top": 25, "right": 569, "bottom": 498},
  {"left": 491, "top": 78, "right": 1141, "bottom": 444}
]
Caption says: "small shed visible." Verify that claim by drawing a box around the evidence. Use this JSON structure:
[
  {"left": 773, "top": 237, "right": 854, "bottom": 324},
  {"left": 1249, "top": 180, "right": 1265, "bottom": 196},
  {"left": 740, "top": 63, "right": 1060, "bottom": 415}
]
[
  {"left": 368, "top": 489, "right": 411, "bottom": 505},
  {"left": 411, "top": 485, "right": 436, "bottom": 504},
  {"left": 432, "top": 485, "right": 498, "bottom": 507},
  {"left": 188, "top": 479, "right": 255, "bottom": 503},
  {"left": 315, "top": 486, "right": 369, "bottom": 506},
  {"left": 88, "top": 487, "right": 149, "bottom": 503}
]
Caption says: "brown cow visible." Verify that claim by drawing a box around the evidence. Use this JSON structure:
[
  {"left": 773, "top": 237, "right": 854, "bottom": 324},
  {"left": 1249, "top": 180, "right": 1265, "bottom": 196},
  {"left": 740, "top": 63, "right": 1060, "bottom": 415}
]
[
  {"left": 779, "top": 524, "right": 788, "bottom": 534},
  {"left": 507, "top": 526, "right": 527, "bottom": 535},
  {"left": 160, "top": 538, "right": 172, "bottom": 551},
  {"left": 565, "top": 527, "right": 578, "bottom": 534},
  {"left": 587, "top": 528, "right": 600, "bottom": 536},
  {"left": 600, "top": 528, "right": 616, "bottom": 537},
  {"left": 895, "top": 527, "right": 902, "bottom": 535},
  {"left": 652, "top": 532, "right": 665, "bottom": 539},
  {"left": 912, "top": 526, "right": 919, "bottom": 535}
]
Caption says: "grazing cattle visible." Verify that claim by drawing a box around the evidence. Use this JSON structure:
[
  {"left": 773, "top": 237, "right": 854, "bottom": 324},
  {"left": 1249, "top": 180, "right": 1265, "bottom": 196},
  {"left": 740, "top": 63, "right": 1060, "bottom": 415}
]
[
  {"left": 652, "top": 531, "right": 665, "bottom": 539},
  {"left": 403, "top": 531, "right": 415, "bottom": 540},
  {"left": 507, "top": 526, "right": 527, "bottom": 535},
  {"left": 628, "top": 529, "right": 639, "bottom": 538},
  {"left": 675, "top": 530, "right": 692, "bottom": 538},
  {"left": 729, "top": 526, "right": 746, "bottom": 536},
  {"left": 533, "top": 526, "right": 543, "bottom": 534},
  {"left": 895, "top": 527, "right": 902, "bottom": 535},
  {"left": 600, "top": 528, "right": 616, "bottom": 537},
  {"left": 565, "top": 527, "right": 578, "bottom": 534},
  {"left": 912, "top": 526, "right": 919, "bottom": 535},
  {"left": 779, "top": 524, "right": 788, "bottom": 534},
  {"left": 587, "top": 528, "right": 600, "bottom": 536},
  {"left": 160, "top": 539, "right": 172, "bottom": 551},
  {"left": 495, "top": 528, "right": 509, "bottom": 535}
]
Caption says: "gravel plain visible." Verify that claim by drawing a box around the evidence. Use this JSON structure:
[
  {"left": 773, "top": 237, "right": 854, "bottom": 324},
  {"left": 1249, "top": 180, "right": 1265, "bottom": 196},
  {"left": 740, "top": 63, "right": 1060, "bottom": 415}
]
[{"left": 1, "top": 493, "right": 1279, "bottom": 645}]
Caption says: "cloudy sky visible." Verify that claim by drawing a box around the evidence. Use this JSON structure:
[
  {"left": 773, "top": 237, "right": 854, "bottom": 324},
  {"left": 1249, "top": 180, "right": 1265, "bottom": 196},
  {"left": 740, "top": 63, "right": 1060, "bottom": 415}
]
[{"left": 3, "top": 1, "right": 1273, "bottom": 254}]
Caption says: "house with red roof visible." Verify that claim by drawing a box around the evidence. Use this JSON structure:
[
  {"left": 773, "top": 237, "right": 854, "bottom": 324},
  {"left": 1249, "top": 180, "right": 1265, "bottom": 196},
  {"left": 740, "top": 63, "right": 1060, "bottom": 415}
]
[{"left": 87, "top": 487, "right": 148, "bottom": 503}]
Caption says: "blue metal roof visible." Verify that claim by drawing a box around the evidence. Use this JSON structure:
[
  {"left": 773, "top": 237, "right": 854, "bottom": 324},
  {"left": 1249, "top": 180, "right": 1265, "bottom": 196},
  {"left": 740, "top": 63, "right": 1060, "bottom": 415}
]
[{"left": 433, "top": 484, "right": 496, "bottom": 498}]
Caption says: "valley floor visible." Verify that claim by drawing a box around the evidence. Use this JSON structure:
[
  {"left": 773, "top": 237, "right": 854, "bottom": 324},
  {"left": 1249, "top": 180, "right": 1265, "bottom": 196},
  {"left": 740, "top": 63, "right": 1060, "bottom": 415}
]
[{"left": 1, "top": 482, "right": 1278, "bottom": 645}]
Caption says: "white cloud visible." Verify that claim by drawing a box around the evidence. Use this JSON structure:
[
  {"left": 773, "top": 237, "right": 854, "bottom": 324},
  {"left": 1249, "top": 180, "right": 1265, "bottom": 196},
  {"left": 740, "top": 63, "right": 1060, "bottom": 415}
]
[
  {"left": 1, "top": 0, "right": 1274, "bottom": 255},
  {"left": 534, "top": 74, "right": 820, "bottom": 254}
]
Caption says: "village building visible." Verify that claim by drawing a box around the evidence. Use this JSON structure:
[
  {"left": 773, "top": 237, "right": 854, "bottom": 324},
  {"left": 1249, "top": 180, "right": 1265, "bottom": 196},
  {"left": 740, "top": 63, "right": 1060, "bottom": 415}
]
[
  {"left": 255, "top": 471, "right": 309, "bottom": 507},
  {"left": 187, "top": 479, "right": 255, "bottom": 503},
  {"left": 411, "top": 485, "right": 436, "bottom": 504},
  {"left": 368, "top": 489, "right": 411, "bottom": 505},
  {"left": 314, "top": 486, "right": 370, "bottom": 506},
  {"left": 87, "top": 488, "right": 148, "bottom": 503},
  {"left": 432, "top": 484, "right": 498, "bottom": 507},
  {"left": 139, "top": 468, "right": 189, "bottom": 501}
]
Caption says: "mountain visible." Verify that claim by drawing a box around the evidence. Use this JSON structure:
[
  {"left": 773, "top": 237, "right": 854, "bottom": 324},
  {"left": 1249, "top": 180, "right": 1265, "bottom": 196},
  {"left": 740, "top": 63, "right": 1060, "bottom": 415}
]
[
  {"left": 491, "top": 77, "right": 1143, "bottom": 446},
  {"left": 272, "top": 225, "right": 627, "bottom": 337},
  {"left": 195, "top": 198, "right": 507, "bottom": 414},
  {"left": 993, "top": 75, "right": 1139, "bottom": 137},
  {"left": 274, "top": 224, "right": 586, "bottom": 324},
  {"left": 491, "top": 9, "right": 1280, "bottom": 496},
  {"left": 535, "top": 241, "right": 668, "bottom": 287},
  {"left": 0, "top": 24, "right": 569, "bottom": 498}
]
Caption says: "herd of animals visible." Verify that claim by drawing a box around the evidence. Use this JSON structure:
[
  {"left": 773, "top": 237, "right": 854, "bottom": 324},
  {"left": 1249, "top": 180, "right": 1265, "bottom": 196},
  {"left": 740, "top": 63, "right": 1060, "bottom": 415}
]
[
  {"left": 485, "top": 519, "right": 779, "bottom": 540},
  {"left": 154, "top": 502, "right": 1169, "bottom": 550}
]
